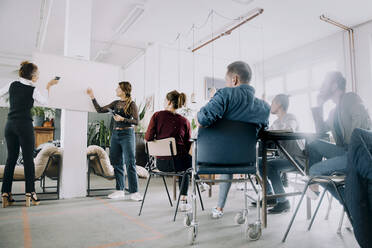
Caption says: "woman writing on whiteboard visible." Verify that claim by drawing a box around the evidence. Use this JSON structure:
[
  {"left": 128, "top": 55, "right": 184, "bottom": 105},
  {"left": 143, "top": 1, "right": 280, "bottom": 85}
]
[
  {"left": 0, "top": 61, "right": 58, "bottom": 208},
  {"left": 86, "top": 82, "right": 142, "bottom": 201}
]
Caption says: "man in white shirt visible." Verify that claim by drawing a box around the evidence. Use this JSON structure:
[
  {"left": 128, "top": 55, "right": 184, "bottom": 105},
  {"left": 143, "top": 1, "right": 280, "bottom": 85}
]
[{"left": 257, "top": 94, "right": 306, "bottom": 214}]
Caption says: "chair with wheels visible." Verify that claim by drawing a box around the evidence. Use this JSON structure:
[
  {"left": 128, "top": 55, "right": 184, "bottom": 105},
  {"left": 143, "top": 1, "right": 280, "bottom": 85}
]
[{"left": 185, "top": 119, "right": 263, "bottom": 244}]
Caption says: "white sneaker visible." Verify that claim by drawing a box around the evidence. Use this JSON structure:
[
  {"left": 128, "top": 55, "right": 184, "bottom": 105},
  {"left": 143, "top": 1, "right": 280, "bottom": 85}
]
[
  {"left": 211, "top": 207, "right": 223, "bottom": 219},
  {"left": 179, "top": 200, "right": 191, "bottom": 212},
  {"left": 108, "top": 190, "right": 125, "bottom": 199},
  {"left": 199, "top": 183, "right": 210, "bottom": 192},
  {"left": 129, "top": 192, "right": 143, "bottom": 201}
]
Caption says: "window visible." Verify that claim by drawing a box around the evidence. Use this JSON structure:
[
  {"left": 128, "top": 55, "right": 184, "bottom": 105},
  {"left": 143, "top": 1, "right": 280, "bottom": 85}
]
[
  {"left": 311, "top": 61, "right": 338, "bottom": 89},
  {"left": 264, "top": 60, "right": 338, "bottom": 132},
  {"left": 265, "top": 76, "right": 284, "bottom": 99},
  {"left": 286, "top": 69, "right": 308, "bottom": 92}
]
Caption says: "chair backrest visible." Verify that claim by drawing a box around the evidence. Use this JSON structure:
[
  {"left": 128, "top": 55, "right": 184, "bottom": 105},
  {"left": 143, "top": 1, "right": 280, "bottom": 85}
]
[
  {"left": 44, "top": 148, "right": 63, "bottom": 179},
  {"left": 146, "top": 138, "right": 177, "bottom": 157},
  {"left": 197, "top": 119, "right": 259, "bottom": 165},
  {"left": 34, "top": 145, "right": 59, "bottom": 178}
]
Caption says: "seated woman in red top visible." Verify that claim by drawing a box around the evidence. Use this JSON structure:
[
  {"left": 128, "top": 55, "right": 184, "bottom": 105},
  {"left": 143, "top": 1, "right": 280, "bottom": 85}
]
[{"left": 145, "top": 90, "right": 192, "bottom": 211}]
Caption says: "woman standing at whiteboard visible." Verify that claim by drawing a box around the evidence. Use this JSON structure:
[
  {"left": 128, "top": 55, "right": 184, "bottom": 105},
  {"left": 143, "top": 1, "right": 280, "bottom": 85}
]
[
  {"left": 86, "top": 82, "right": 142, "bottom": 201},
  {"left": 0, "top": 61, "right": 58, "bottom": 208}
]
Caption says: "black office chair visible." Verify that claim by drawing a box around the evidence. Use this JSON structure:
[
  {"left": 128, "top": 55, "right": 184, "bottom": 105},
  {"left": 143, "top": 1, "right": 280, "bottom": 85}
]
[{"left": 185, "top": 119, "right": 262, "bottom": 244}]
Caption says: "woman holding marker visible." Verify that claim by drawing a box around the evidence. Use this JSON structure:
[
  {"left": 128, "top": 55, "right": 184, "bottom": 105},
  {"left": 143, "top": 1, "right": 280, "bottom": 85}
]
[
  {"left": 0, "top": 61, "right": 59, "bottom": 208},
  {"left": 86, "top": 82, "right": 142, "bottom": 201}
]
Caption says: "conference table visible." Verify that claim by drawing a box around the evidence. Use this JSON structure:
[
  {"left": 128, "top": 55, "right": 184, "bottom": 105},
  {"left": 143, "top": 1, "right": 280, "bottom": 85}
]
[{"left": 258, "top": 130, "right": 325, "bottom": 228}]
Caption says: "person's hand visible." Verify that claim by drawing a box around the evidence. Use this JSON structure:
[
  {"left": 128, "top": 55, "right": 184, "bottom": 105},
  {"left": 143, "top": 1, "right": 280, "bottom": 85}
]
[
  {"left": 46, "top": 79, "right": 59, "bottom": 90},
  {"left": 86, "top": 88, "right": 95, "bottom": 99},
  {"left": 113, "top": 114, "right": 125, "bottom": 122}
]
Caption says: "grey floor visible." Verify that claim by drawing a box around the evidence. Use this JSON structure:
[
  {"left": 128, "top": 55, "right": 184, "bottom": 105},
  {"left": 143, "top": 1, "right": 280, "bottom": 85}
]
[{"left": 1, "top": 175, "right": 359, "bottom": 248}]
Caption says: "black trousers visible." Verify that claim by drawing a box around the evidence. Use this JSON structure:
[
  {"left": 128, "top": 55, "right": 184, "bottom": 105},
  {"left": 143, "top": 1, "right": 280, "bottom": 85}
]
[
  {"left": 156, "top": 155, "right": 192, "bottom": 196},
  {"left": 1, "top": 120, "right": 35, "bottom": 193}
]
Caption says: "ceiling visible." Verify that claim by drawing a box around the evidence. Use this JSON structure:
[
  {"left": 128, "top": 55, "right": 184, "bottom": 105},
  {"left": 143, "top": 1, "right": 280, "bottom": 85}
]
[{"left": 1, "top": 0, "right": 372, "bottom": 77}]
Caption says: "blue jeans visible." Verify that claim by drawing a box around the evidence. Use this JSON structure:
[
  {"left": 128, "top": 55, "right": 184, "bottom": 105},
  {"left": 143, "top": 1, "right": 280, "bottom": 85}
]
[
  {"left": 258, "top": 158, "right": 295, "bottom": 203},
  {"left": 110, "top": 129, "right": 138, "bottom": 193},
  {"left": 217, "top": 158, "right": 294, "bottom": 209},
  {"left": 308, "top": 139, "right": 347, "bottom": 202}
]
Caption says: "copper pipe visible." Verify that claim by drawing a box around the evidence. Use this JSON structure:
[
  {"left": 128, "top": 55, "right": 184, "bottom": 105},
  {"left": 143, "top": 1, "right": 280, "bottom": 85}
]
[
  {"left": 320, "top": 15, "right": 357, "bottom": 93},
  {"left": 192, "top": 8, "right": 264, "bottom": 53}
]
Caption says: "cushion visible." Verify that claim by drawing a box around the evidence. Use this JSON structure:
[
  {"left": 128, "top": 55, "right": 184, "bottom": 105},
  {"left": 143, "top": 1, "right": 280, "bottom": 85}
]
[
  {"left": 87, "top": 145, "right": 115, "bottom": 178},
  {"left": 136, "top": 165, "right": 149, "bottom": 179},
  {"left": 0, "top": 145, "right": 59, "bottom": 180}
]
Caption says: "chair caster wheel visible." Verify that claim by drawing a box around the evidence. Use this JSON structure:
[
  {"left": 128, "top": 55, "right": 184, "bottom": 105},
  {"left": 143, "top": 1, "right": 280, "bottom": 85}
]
[
  {"left": 234, "top": 211, "right": 245, "bottom": 225},
  {"left": 184, "top": 212, "right": 192, "bottom": 227},
  {"left": 188, "top": 225, "right": 198, "bottom": 245},
  {"left": 245, "top": 222, "right": 262, "bottom": 241}
]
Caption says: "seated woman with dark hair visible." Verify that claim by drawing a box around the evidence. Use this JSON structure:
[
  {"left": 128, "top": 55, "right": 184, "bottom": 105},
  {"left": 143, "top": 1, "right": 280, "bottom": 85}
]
[{"left": 145, "top": 90, "right": 193, "bottom": 211}]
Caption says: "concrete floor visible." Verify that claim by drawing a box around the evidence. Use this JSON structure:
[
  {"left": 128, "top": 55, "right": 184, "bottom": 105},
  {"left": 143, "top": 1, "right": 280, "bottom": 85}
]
[{"left": 0, "top": 175, "right": 359, "bottom": 248}]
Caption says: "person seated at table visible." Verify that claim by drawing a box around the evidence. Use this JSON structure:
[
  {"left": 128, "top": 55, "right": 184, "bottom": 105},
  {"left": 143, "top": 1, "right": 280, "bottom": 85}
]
[
  {"left": 308, "top": 71, "right": 371, "bottom": 202},
  {"left": 145, "top": 90, "right": 193, "bottom": 211},
  {"left": 196, "top": 61, "right": 270, "bottom": 219},
  {"left": 255, "top": 94, "right": 307, "bottom": 214}
]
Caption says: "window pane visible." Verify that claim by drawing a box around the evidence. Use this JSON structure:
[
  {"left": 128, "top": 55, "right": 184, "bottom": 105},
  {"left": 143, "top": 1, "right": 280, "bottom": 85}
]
[
  {"left": 311, "top": 61, "right": 337, "bottom": 89},
  {"left": 265, "top": 77, "right": 284, "bottom": 97},
  {"left": 286, "top": 69, "right": 308, "bottom": 92},
  {"left": 288, "top": 93, "right": 314, "bottom": 132}
]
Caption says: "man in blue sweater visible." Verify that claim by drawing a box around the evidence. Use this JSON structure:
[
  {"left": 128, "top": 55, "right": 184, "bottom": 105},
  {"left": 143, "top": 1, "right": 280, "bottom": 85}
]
[{"left": 197, "top": 61, "right": 270, "bottom": 219}]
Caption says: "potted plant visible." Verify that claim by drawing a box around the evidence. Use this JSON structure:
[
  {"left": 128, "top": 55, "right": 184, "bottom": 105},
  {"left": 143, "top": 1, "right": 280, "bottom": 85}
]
[
  {"left": 178, "top": 107, "right": 198, "bottom": 137},
  {"left": 31, "top": 107, "right": 56, "bottom": 127},
  {"left": 87, "top": 120, "right": 111, "bottom": 149},
  {"left": 43, "top": 108, "right": 56, "bottom": 127},
  {"left": 135, "top": 99, "right": 152, "bottom": 167},
  {"left": 31, "top": 107, "right": 45, "bottom": 127}
]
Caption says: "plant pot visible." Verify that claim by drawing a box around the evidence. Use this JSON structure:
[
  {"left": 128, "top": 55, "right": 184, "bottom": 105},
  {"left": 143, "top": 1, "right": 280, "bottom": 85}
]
[
  {"left": 33, "top": 116, "right": 44, "bottom": 127},
  {"left": 135, "top": 132, "right": 147, "bottom": 167}
]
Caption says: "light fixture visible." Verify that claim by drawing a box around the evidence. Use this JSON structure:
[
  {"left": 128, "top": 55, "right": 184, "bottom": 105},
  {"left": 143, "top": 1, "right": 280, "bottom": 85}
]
[
  {"left": 189, "top": 8, "right": 263, "bottom": 52},
  {"left": 94, "top": 5, "right": 145, "bottom": 61},
  {"left": 232, "top": 0, "right": 254, "bottom": 5},
  {"left": 115, "top": 5, "right": 145, "bottom": 35}
]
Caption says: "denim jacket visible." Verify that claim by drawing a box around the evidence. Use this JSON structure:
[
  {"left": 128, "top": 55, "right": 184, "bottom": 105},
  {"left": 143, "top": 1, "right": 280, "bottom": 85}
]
[{"left": 197, "top": 84, "right": 270, "bottom": 128}]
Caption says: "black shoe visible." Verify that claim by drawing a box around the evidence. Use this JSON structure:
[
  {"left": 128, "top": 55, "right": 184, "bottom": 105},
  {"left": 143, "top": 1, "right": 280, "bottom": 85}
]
[
  {"left": 251, "top": 198, "right": 276, "bottom": 207},
  {"left": 268, "top": 201, "right": 290, "bottom": 214}
]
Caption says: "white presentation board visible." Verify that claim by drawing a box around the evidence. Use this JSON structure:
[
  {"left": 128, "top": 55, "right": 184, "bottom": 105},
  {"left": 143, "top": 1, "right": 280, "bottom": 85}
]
[{"left": 32, "top": 52, "right": 120, "bottom": 112}]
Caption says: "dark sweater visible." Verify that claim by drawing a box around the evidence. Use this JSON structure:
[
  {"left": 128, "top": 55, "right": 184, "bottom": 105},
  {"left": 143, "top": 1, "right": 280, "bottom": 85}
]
[
  {"left": 91, "top": 99, "right": 138, "bottom": 129},
  {"left": 8, "top": 81, "right": 35, "bottom": 121},
  {"left": 145, "top": 110, "right": 191, "bottom": 158}
]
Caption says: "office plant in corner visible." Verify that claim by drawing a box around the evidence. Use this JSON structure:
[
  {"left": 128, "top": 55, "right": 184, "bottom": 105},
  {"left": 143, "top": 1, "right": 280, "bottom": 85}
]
[{"left": 87, "top": 120, "right": 111, "bottom": 149}]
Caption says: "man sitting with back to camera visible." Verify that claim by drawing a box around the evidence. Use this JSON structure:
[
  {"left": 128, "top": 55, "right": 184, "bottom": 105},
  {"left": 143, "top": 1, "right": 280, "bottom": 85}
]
[{"left": 196, "top": 61, "right": 270, "bottom": 219}]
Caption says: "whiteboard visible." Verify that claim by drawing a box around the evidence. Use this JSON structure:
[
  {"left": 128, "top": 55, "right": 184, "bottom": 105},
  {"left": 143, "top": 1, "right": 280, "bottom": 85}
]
[{"left": 32, "top": 52, "right": 120, "bottom": 112}]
